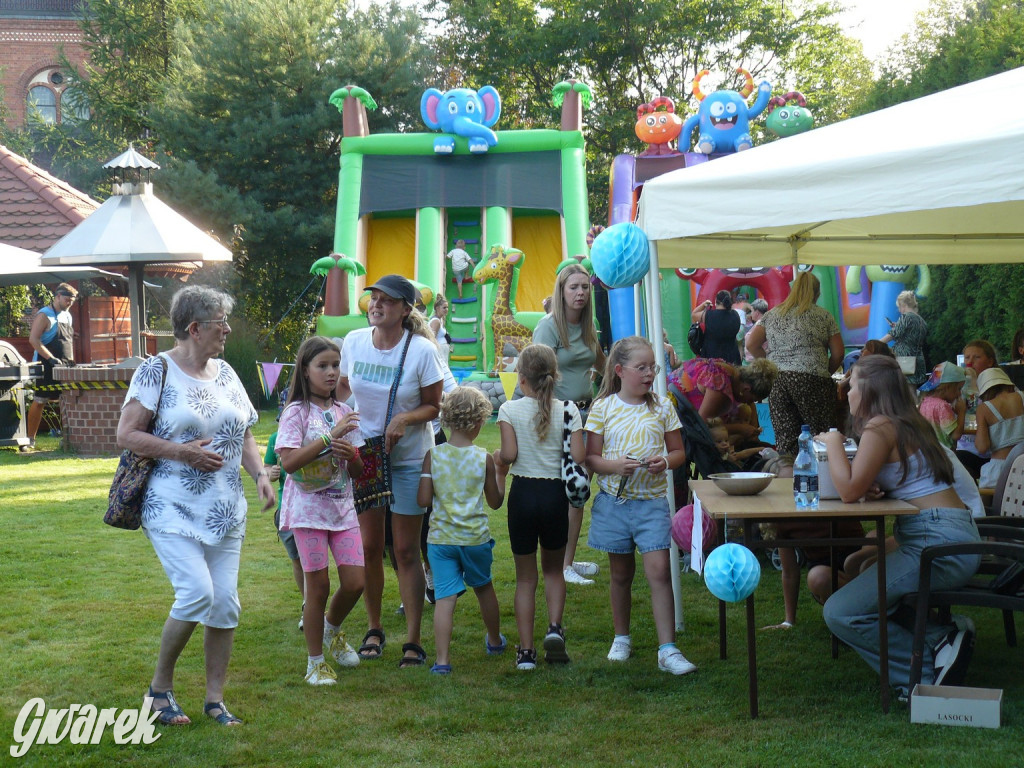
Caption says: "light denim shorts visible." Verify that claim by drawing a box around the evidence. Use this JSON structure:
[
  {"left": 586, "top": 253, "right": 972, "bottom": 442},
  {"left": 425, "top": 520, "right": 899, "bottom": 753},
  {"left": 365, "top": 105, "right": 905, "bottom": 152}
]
[
  {"left": 587, "top": 490, "right": 672, "bottom": 554},
  {"left": 391, "top": 463, "right": 427, "bottom": 516}
]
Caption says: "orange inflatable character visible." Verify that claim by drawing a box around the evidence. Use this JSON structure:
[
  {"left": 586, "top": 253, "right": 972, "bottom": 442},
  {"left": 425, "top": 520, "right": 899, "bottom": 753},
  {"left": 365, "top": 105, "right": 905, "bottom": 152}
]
[{"left": 635, "top": 96, "right": 683, "bottom": 156}]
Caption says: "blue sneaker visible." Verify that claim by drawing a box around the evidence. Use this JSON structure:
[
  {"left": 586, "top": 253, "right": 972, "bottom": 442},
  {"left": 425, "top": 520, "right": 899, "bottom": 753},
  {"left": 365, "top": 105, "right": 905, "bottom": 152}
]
[{"left": 485, "top": 633, "right": 507, "bottom": 655}]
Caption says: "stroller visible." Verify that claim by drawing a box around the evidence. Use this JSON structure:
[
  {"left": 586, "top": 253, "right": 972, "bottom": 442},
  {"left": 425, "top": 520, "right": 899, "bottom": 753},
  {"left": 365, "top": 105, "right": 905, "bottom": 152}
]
[{"left": 666, "top": 383, "right": 741, "bottom": 502}]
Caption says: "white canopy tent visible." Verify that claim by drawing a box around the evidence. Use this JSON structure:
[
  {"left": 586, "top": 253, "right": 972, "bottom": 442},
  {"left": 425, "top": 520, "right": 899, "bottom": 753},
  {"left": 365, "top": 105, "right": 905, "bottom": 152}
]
[
  {"left": 0, "top": 243, "right": 126, "bottom": 287},
  {"left": 634, "top": 67, "right": 1024, "bottom": 626}
]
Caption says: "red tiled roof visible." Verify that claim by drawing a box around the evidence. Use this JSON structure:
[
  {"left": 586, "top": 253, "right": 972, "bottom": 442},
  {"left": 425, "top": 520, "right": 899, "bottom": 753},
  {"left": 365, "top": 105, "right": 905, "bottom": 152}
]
[{"left": 0, "top": 143, "right": 99, "bottom": 253}]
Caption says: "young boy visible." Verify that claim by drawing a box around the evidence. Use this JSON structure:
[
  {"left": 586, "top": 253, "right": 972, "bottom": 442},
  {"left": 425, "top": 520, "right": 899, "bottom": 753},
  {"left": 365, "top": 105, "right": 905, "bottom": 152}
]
[
  {"left": 417, "top": 386, "right": 506, "bottom": 674},
  {"left": 445, "top": 239, "right": 475, "bottom": 298},
  {"left": 918, "top": 362, "right": 968, "bottom": 449}
]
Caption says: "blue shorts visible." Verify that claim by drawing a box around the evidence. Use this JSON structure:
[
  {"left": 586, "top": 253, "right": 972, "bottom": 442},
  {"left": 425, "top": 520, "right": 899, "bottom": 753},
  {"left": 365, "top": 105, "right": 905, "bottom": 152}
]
[
  {"left": 391, "top": 463, "right": 427, "bottom": 516},
  {"left": 427, "top": 540, "right": 495, "bottom": 600},
  {"left": 588, "top": 490, "right": 671, "bottom": 555}
]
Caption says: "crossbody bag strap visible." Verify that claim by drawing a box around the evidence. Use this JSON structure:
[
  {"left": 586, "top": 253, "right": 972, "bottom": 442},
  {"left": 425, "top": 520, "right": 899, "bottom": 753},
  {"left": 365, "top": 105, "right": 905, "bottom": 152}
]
[
  {"left": 149, "top": 355, "right": 169, "bottom": 432},
  {"left": 383, "top": 331, "right": 414, "bottom": 425}
]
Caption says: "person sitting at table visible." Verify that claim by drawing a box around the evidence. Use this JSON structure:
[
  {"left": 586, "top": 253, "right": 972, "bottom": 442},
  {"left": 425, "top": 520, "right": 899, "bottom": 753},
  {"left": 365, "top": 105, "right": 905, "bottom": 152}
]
[
  {"left": 917, "top": 362, "right": 967, "bottom": 450},
  {"left": 819, "top": 355, "right": 981, "bottom": 696},
  {"left": 956, "top": 339, "right": 999, "bottom": 479},
  {"left": 974, "top": 366, "right": 1024, "bottom": 489}
]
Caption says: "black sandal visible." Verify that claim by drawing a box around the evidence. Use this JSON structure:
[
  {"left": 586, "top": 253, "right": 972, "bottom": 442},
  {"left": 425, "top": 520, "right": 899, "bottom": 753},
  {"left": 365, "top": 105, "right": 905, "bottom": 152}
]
[
  {"left": 357, "top": 628, "right": 386, "bottom": 661},
  {"left": 398, "top": 642, "right": 427, "bottom": 668}
]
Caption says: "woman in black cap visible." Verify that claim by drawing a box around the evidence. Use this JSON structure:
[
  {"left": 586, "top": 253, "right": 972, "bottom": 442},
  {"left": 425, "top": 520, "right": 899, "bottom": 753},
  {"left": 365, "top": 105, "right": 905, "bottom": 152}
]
[{"left": 338, "top": 275, "right": 444, "bottom": 667}]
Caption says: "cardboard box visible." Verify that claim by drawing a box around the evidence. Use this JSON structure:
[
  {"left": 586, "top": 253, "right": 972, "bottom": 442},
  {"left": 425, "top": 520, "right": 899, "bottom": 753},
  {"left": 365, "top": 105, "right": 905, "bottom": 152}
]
[{"left": 910, "top": 684, "right": 1002, "bottom": 729}]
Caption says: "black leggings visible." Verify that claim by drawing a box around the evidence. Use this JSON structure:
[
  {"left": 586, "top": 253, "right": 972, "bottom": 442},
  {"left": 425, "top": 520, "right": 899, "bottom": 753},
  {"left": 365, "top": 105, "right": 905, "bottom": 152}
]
[{"left": 507, "top": 476, "right": 569, "bottom": 556}]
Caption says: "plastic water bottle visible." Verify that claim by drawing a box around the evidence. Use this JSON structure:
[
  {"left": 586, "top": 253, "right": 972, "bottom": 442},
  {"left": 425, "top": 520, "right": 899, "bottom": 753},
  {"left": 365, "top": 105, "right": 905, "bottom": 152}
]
[{"left": 793, "top": 424, "right": 819, "bottom": 510}]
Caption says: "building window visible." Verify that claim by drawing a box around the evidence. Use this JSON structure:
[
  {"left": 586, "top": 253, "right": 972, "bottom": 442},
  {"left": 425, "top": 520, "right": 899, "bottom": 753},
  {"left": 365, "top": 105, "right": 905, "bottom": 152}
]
[
  {"left": 61, "top": 88, "right": 90, "bottom": 122},
  {"left": 27, "top": 86, "right": 57, "bottom": 124},
  {"left": 25, "top": 69, "right": 89, "bottom": 125}
]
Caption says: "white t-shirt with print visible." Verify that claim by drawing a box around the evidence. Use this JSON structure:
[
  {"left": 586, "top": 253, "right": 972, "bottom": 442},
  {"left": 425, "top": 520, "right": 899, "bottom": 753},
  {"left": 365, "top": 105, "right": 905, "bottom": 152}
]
[
  {"left": 123, "top": 353, "right": 257, "bottom": 544},
  {"left": 586, "top": 393, "right": 682, "bottom": 500},
  {"left": 341, "top": 327, "right": 443, "bottom": 466}
]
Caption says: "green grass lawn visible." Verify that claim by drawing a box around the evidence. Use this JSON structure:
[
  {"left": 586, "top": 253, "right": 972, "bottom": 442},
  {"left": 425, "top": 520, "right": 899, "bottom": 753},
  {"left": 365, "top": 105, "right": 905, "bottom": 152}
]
[{"left": 1, "top": 414, "right": 1022, "bottom": 767}]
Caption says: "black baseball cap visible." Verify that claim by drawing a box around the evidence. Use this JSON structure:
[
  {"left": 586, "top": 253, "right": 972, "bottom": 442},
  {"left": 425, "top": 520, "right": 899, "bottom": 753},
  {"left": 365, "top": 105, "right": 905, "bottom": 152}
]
[{"left": 367, "top": 275, "right": 416, "bottom": 306}]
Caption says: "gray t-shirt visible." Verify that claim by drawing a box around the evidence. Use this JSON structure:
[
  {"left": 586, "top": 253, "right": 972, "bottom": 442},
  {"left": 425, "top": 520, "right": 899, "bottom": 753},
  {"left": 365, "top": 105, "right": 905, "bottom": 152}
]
[{"left": 532, "top": 314, "right": 597, "bottom": 402}]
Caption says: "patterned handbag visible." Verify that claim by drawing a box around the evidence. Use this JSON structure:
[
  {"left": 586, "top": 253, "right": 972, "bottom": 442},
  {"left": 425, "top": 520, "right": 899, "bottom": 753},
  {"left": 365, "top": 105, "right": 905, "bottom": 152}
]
[
  {"left": 353, "top": 332, "right": 412, "bottom": 514},
  {"left": 560, "top": 401, "right": 591, "bottom": 508},
  {"left": 104, "top": 357, "right": 167, "bottom": 530}
]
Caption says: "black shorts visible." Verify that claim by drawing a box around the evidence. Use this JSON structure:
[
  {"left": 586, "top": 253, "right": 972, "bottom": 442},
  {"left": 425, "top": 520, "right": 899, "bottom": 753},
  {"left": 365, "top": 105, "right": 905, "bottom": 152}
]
[{"left": 507, "top": 476, "right": 569, "bottom": 556}]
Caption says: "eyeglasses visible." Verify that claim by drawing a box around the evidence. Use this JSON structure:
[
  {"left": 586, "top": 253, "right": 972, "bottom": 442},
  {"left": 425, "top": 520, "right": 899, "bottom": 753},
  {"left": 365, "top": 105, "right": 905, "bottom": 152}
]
[
  {"left": 622, "top": 364, "right": 661, "bottom": 376},
  {"left": 198, "top": 317, "right": 230, "bottom": 328}
]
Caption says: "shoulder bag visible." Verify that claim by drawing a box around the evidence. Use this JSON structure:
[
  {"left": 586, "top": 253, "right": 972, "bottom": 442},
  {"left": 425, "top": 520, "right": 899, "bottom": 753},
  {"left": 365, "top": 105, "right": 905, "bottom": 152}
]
[
  {"left": 560, "top": 401, "right": 591, "bottom": 508},
  {"left": 353, "top": 331, "right": 413, "bottom": 513},
  {"left": 687, "top": 321, "right": 704, "bottom": 357},
  {"left": 104, "top": 356, "right": 168, "bottom": 530}
]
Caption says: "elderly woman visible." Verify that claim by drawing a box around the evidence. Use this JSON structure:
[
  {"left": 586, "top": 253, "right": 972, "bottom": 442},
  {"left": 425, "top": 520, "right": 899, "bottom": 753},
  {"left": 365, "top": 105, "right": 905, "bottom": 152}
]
[
  {"left": 338, "top": 275, "right": 443, "bottom": 667},
  {"left": 746, "top": 271, "right": 844, "bottom": 456},
  {"left": 668, "top": 357, "right": 777, "bottom": 443},
  {"left": 533, "top": 263, "right": 605, "bottom": 586},
  {"left": 692, "top": 290, "right": 741, "bottom": 365},
  {"left": 117, "top": 286, "right": 275, "bottom": 726},
  {"left": 880, "top": 290, "right": 928, "bottom": 387},
  {"left": 742, "top": 298, "right": 769, "bottom": 363}
]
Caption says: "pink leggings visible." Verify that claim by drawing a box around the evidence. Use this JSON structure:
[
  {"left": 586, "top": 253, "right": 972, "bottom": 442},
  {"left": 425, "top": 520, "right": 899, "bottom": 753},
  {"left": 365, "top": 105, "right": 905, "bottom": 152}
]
[{"left": 291, "top": 527, "right": 365, "bottom": 572}]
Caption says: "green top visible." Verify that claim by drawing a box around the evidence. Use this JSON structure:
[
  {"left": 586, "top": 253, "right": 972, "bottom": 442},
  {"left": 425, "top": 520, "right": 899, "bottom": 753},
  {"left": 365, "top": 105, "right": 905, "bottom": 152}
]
[{"left": 532, "top": 314, "right": 597, "bottom": 402}]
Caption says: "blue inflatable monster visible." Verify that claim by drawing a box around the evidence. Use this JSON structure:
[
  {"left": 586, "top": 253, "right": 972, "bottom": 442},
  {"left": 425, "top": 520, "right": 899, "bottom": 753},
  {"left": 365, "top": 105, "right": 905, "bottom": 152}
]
[{"left": 681, "top": 68, "right": 772, "bottom": 154}]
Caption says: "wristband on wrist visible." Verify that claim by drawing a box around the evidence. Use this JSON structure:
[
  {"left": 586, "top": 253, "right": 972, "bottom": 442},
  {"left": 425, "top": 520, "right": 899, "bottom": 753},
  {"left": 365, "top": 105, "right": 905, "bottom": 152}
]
[{"left": 321, "top": 434, "right": 331, "bottom": 447}]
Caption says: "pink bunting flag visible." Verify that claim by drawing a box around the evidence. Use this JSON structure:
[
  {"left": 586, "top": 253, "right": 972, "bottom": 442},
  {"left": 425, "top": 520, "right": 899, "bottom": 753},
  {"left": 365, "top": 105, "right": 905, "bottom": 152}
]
[{"left": 261, "top": 363, "right": 286, "bottom": 396}]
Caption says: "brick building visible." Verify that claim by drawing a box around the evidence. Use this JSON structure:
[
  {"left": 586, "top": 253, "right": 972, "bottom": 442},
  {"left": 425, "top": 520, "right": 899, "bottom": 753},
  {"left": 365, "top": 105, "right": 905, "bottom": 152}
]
[{"left": 0, "top": 0, "right": 89, "bottom": 127}]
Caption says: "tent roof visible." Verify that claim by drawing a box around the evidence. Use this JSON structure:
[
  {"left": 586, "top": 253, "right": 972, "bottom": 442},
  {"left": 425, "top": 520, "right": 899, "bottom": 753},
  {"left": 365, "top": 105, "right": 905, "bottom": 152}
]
[
  {"left": 0, "top": 242, "right": 126, "bottom": 287},
  {"left": 637, "top": 67, "right": 1024, "bottom": 268}
]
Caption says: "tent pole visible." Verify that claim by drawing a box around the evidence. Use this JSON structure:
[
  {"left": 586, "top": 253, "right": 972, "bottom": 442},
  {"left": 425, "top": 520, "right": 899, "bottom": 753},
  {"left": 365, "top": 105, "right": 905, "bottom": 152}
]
[
  {"left": 128, "top": 265, "right": 144, "bottom": 357},
  {"left": 645, "top": 239, "right": 685, "bottom": 632}
]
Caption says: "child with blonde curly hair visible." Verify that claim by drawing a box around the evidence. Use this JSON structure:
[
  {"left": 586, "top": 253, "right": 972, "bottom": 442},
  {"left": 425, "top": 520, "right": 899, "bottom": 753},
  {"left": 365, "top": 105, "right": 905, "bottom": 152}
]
[{"left": 417, "top": 386, "right": 505, "bottom": 674}]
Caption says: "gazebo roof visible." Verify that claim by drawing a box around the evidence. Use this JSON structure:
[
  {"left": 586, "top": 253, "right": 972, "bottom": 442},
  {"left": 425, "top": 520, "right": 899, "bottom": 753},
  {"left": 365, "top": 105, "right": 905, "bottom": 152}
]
[{"left": 0, "top": 144, "right": 99, "bottom": 252}]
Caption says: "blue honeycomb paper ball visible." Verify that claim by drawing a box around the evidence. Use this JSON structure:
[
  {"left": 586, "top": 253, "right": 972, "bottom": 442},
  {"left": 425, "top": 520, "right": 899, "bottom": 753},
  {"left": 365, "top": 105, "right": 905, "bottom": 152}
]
[
  {"left": 704, "top": 543, "right": 761, "bottom": 602},
  {"left": 589, "top": 222, "right": 650, "bottom": 289}
]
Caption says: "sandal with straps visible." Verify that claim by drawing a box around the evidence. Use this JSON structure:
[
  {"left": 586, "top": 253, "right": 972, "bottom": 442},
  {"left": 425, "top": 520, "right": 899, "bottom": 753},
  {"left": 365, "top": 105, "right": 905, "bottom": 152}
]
[
  {"left": 398, "top": 642, "right": 427, "bottom": 668},
  {"left": 204, "top": 701, "right": 242, "bottom": 726},
  {"left": 357, "top": 628, "right": 386, "bottom": 661},
  {"left": 146, "top": 686, "right": 190, "bottom": 726}
]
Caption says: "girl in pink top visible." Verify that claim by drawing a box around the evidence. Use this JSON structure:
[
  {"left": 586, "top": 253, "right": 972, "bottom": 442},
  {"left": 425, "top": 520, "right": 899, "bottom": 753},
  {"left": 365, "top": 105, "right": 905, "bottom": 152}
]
[{"left": 277, "top": 337, "right": 365, "bottom": 685}]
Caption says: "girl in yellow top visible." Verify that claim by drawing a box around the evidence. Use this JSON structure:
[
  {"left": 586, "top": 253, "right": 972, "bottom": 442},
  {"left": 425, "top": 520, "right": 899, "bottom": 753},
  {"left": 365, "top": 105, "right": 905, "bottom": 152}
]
[{"left": 585, "top": 336, "right": 694, "bottom": 675}]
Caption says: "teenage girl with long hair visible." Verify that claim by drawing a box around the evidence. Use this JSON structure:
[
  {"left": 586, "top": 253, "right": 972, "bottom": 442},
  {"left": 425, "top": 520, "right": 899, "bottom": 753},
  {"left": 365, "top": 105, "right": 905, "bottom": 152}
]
[{"left": 820, "top": 355, "right": 981, "bottom": 695}]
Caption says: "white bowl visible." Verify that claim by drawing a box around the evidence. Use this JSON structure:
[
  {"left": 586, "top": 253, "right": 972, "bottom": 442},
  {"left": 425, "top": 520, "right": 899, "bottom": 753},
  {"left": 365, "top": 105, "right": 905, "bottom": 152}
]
[{"left": 708, "top": 472, "right": 774, "bottom": 496}]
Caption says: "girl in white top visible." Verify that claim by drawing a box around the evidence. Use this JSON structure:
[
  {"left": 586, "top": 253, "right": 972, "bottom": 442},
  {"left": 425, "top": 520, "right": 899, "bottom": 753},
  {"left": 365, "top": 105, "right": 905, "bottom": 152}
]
[
  {"left": 276, "top": 337, "right": 365, "bottom": 686},
  {"left": 496, "top": 344, "right": 584, "bottom": 670},
  {"left": 584, "top": 336, "right": 694, "bottom": 675},
  {"left": 429, "top": 295, "right": 451, "bottom": 364}
]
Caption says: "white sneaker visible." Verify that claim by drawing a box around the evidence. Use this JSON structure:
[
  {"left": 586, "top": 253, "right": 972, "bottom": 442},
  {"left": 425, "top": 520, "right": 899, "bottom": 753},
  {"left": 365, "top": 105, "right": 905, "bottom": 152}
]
[
  {"left": 572, "top": 561, "right": 600, "bottom": 577},
  {"left": 607, "top": 637, "right": 632, "bottom": 662},
  {"left": 325, "top": 628, "right": 360, "bottom": 668},
  {"left": 563, "top": 566, "right": 594, "bottom": 586},
  {"left": 304, "top": 660, "right": 338, "bottom": 685},
  {"left": 658, "top": 648, "right": 697, "bottom": 676}
]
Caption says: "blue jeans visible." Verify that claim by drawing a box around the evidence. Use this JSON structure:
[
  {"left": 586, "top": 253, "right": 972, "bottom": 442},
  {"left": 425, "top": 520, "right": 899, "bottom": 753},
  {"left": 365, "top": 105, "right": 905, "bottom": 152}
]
[{"left": 822, "top": 507, "right": 980, "bottom": 689}]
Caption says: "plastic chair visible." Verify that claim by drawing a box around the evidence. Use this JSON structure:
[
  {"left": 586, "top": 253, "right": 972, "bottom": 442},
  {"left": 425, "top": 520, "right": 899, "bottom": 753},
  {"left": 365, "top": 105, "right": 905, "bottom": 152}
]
[
  {"left": 906, "top": 523, "right": 1024, "bottom": 689},
  {"left": 988, "top": 441, "right": 1024, "bottom": 518}
]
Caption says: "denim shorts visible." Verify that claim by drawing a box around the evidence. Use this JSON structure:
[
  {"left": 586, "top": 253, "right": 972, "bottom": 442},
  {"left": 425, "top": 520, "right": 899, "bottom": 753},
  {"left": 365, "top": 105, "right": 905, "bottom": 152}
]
[
  {"left": 427, "top": 540, "right": 495, "bottom": 600},
  {"left": 587, "top": 490, "right": 672, "bottom": 554},
  {"left": 390, "top": 463, "right": 427, "bottom": 516}
]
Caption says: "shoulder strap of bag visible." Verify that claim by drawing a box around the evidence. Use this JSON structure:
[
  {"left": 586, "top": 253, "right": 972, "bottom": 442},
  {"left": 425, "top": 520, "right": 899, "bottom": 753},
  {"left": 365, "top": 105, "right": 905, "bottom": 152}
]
[
  {"left": 148, "top": 355, "right": 169, "bottom": 431},
  {"left": 561, "top": 400, "right": 572, "bottom": 448},
  {"left": 384, "top": 331, "right": 414, "bottom": 425}
]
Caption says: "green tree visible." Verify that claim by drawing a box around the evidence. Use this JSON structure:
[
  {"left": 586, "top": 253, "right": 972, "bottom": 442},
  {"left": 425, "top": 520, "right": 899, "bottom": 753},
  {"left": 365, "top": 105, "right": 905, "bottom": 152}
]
[
  {"left": 152, "top": 0, "right": 436, "bottom": 355},
  {"left": 428, "top": 0, "right": 870, "bottom": 223}
]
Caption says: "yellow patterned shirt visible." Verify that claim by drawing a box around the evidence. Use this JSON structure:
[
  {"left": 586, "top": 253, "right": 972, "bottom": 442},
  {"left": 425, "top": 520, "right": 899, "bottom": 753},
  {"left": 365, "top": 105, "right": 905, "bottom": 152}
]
[{"left": 586, "top": 393, "right": 682, "bottom": 500}]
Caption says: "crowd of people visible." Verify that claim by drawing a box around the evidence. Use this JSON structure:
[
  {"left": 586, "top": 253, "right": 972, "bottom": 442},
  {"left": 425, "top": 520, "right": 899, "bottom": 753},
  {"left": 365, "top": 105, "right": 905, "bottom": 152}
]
[{"left": 110, "top": 267, "right": 1024, "bottom": 724}]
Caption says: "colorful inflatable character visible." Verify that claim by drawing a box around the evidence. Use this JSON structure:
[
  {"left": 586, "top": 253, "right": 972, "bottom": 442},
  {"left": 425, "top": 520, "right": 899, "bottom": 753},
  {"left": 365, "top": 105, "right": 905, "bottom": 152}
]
[
  {"left": 765, "top": 92, "right": 813, "bottom": 138},
  {"left": 635, "top": 96, "right": 683, "bottom": 156},
  {"left": 676, "top": 266, "right": 796, "bottom": 309},
  {"left": 420, "top": 86, "right": 502, "bottom": 154},
  {"left": 846, "top": 264, "right": 931, "bottom": 341},
  {"left": 473, "top": 245, "right": 535, "bottom": 375},
  {"left": 681, "top": 68, "right": 772, "bottom": 154}
]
